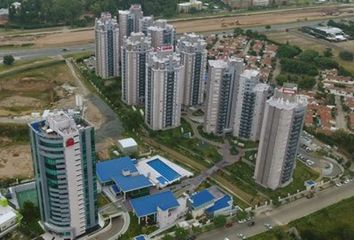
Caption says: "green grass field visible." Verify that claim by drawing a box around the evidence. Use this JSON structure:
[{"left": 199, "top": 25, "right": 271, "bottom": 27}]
[{"left": 222, "top": 160, "right": 320, "bottom": 203}]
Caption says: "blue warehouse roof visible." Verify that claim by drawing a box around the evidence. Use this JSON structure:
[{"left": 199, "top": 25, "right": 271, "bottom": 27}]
[
  {"left": 189, "top": 189, "right": 215, "bottom": 209},
  {"left": 205, "top": 195, "right": 232, "bottom": 214},
  {"left": 134, "top": 235, "right": 149, "bottom": 240},
  {"left": 130, "top": 191, "right": 179, "bottom": 218},
  {"left": 96, "top": 157, "right": 153, "bottom": 192}
]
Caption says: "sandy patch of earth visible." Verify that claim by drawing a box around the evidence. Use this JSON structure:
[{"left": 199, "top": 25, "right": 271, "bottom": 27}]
[
  {"left": 0, "top": 96, "right": 42, "bottom": 108},
  {"left": 0, "top": 77, "right": 52, "bottom": 92},
  {"left": 0, "top": 145, "right": 33, "bottom": 179},
  {"left": 35, "top": 30, "right": 94, "bottom": 47}
]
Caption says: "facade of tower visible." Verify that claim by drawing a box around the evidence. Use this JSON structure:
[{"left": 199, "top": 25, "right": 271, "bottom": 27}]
[
  {"left": 29, "top": 111, "right": 97, "bottom": 240},
  {"left": 254, "top": 86, "right": 307, "bottom": 190},
  {"left": 176, "top": 33, "right": 207, "bottom": 107},
  {"left": 145, "top": 46, "right": 184, "bottom": 130},
  {"left": 204, "top": 57, "right": 244, "bottom": 135},
  {"left": 121, "top": 32, "right": 152, "bottom": 106},
  {"left": 95, "top": 12, "right": 119, "bottom": 79},
  {"left": 232, "top": 70, "right": 270, "bottom": 141},
  {"left": 139, "top": 16, "right": 154, "bottom": 35},
  {"left": 118, "top": 4, "right": 143, "bottom": 46},
  {"left": 147, "top": 19, "right": 176, "bottom": 48}
]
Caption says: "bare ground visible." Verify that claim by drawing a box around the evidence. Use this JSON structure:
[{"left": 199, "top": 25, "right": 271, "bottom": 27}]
[{"left": 0, "top": 145, "right": 33, "bottom": 179}]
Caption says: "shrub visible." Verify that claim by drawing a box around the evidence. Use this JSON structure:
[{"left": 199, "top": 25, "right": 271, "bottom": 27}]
[
  {"left": 339, "top": 51, "right": 353, "bottom": 62},
  {"left": 3, "top": 55, "right": 15, "bottom": 65}
]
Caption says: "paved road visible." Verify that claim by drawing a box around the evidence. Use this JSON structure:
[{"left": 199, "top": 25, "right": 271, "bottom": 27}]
[
  {"left": 90, "top": 217, "right": 124, "bottom": 240},
  {"left": 335, "top": 95, "right": 348, "bottom": 130},
  {"left": 0, "top": 43, "right": 94, "bottom": 60},
  {"left": 197, "top": 181, "right": 354, "bottom": 240}
]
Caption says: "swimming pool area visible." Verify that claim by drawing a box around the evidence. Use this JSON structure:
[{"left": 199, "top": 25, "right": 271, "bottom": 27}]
[{"left": 147, "top": 158, "right": 181, "bottom": 182}]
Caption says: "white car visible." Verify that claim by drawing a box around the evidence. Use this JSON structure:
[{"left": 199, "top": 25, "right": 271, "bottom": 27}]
[
  {"left": 344, "top": 179, "right": 350, "bottom": 184},
  {"left": 264, "top": 223, "right": 273, "bottom": 230},
  {"left": 306, "top": 160, "right": 315, "bottom": 166},
  {"left": 336, "top": 182, "right": 342, "bottom": 187},
  {"left": 237, "top": 233, "right": 246, "bottom": 239},
  {"left": 224, "top": 238, "right": 230, "bottom": 240}
]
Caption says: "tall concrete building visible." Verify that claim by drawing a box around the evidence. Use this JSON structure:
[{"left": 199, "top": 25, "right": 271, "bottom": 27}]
[
  {"left": 121, "top": 32, "right": 152, "bottom": 106},
  {"left": 139, "top": 16, "right": 154, "bottom": 35},
  {"left": 232, "top": 70, "right": 270, "bottom": 141},
  {"left": 95, "top": 12, "right": 120, "bottom": 79},
  {"left": 204, "top": 57, "right": 244, "bottom": 135},
  {"left": 254, "top": 86, "right": 307, "bottom": 190},
  {"left": 145, "top": 46, "right": 184, "bottom": 130},
  {"left": 29, "top": 111, "right": 97, "bottom": 240},
  {"left": 147, "top": 19, "right": 176, "bottom": 48},
  {"left": 177, "top": 33, "right": 207, "bottom": 107},
  {"left": 118, "top": 4, "right": 143, "bottom": 46}
]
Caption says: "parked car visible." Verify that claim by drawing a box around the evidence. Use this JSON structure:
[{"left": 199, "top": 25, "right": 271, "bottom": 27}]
[
  {"left": 264, "top": 223, "right": 273, "bottom": 230},
  {"left": 237, "top": 233, "right": 246, "bottom": 239}
]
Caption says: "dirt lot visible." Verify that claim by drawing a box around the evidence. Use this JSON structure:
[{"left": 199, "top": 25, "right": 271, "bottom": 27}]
[
  {"left": 0, "top": 62, "right": 76, "bottom": 116},
  {"left": 35, "top": 30, "right": 94, "bottom": 47},
  {"left": 0, "top": 145, "right": 33, "bottom": 179}
]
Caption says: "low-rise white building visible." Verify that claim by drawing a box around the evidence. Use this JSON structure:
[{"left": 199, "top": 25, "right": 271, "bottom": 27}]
[
  {"left": 178, "top": 0, "right": 203, "bottom": 13},
  {"left": 117, "top": 138, "right": 138, "bottom": 154},
  {"left": 0, "top": 194, "right": 19, "bottom": 238}
]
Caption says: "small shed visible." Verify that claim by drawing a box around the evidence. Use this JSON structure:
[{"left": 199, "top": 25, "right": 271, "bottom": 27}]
[{"left": 117, "top": 138, "right": 138, "bottom": 154}]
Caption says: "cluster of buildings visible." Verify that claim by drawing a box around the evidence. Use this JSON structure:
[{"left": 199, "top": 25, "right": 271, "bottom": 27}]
[
  {"left": 178, "top": 0, "right": 203, "bottom": 13},
  {"left": 6, "top": 4, "right": 313, "bottom": 240},
  {"left": 93, "top": 4, "right": 309, "bottom": 192},
  {"left": 23, "top": 109, "right": 236, "bottom": 239},
  {"left": 95, "top": 6, "right": 208, "bottom": 131}
]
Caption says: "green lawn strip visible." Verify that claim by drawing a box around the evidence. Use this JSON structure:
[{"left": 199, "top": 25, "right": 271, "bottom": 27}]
[{"left": 222, "top": 160, "right": 319, "bottom": 203}]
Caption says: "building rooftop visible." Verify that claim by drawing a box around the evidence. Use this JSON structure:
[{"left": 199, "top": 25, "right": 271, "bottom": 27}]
[
  {"left": 130, "top": 191, "right": 179, "bottom": 217},
  {"left": 118, "top": 138, "right": 138, "bottom": 148},
  {"left": 315, "top": 26, "right": 344, "bottom": 35},
  {"left": 96, "top": 157, "right": 153, "bottom": 192},
  {"left": 189, "top": 189, "right": 215, "bottom": 209},
  {"left": 0, "top": 194, "right": 17, "bottom": 225},
  {"left": 205, "top": 195, "right": 232, "bottom": 214},
  {"left": 134, "top": 235, "right": 150, "bottom": 240}
]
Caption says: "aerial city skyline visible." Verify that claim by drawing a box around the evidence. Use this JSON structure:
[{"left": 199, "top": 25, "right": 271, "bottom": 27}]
[{"left": 1, "top": 1, "right": 353, "bottom": 240}]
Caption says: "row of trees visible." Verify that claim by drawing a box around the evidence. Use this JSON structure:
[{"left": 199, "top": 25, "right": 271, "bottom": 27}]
[{"left": 7, "top": 0, "right": 178, "bottom": 28}]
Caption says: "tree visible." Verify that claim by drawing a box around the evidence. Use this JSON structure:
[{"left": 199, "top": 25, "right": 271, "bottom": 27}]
[
  {"left": 299, "top": 49, "right": 319, "bottom": 62},
  {"left": 339, "top": 51, "right": 353, "bottom": 62},
  {"left": 3, "top": 55, "right": 15, "bottom": 65},
  {"left": 162, "top": 234, "right": 175, "bottom": 240},
  {"left": 323, "top": 48, "right": 333, "bottom": 57},
  {"left": 277, "top": 44, "right": 301, "bottom": 59},
  {"left": 234, "top": 27, "right": 244, "bottom": 36},
  {"left": 175, "top": 227, "right": 189, "bottom": 240},
  {"left": 213, "top": 215, "right": 227, "bottom": 228},
  {"left": 265, "top": 25, "right": 271, "bottom": 30}
]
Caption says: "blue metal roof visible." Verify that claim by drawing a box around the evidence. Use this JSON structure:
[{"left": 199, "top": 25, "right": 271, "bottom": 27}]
[
  {"left": 130, "top": 191, "right": 179, "bottom": 218},
  {"left": 205, "top": 195, "right": 232, "bottom": 214},
  {"left": 96, "top": 157, "right": 152, "bottom": 192},
  {"left": 147, "top": 158, "right": 181, "bottom": 182},
  {"left": 157, "top": 176, "right": 168, "bottom": 185},
  {"left": 189, "top": 189, "right": 215, "bottom": 209},
  {"left": 112, "top": 174, "right": 152, "bottom": 193},
  {"left": 134, "top": 235, "right": 147, "bottom": 240}
]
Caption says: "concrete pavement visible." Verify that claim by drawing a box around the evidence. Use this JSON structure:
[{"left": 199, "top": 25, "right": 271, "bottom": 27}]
[{"left": 197, "top": 181, "right": 354, "bottom": 240}]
